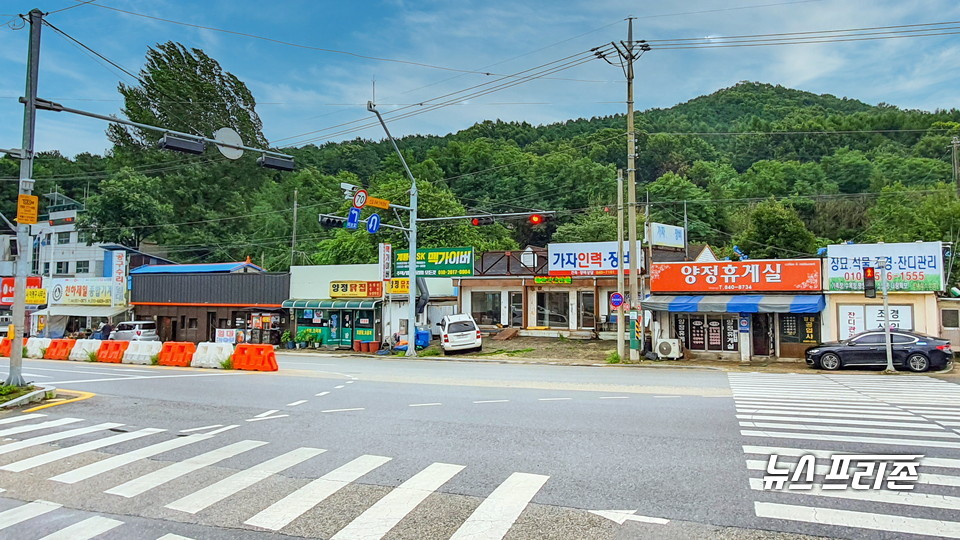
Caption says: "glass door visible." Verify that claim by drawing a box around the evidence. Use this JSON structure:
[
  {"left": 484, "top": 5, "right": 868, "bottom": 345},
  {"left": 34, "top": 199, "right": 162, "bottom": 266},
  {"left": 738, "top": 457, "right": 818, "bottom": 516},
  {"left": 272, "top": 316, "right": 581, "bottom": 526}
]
[
  {"left": 751, "top": 313, "right": 774, "bottom": 356},
  {"left": 578, "top": 291, "right": 596, "bottom": 329},
  {"left": 509, "top": 292, "right": 523, "bottom": 327}
]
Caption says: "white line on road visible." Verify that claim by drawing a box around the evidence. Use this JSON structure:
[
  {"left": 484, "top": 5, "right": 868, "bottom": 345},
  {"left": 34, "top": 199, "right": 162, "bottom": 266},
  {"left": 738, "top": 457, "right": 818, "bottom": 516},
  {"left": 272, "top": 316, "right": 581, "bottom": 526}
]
[
  {"left": 754, "top": 501, "right": 960, "bottom": 538},
  {"left": 450, "top": 472, "right": 549, "bottom": 540},
  {"left": 157, "top": 535, "right": 197, "bottom": 540},
  {"left": 43, "top": 372, "right": 246, "bottom": 385},
  {"left": 246, "top": 415, "right": 289, "bottom": 422},
  {"left": 0, "top": 500, "right": 61, "bottom": 530},
  {"left": 286, "top": 400, "right": 308, "bottom": 407},
  {"left": 1, "top": 428, "right": 166, "bottom": 473},
  {"left": 0, "top": 423, "right": 124, "bottom": 456},
  {"left": 409, "top": 403, "right": 442, "bottom": 407},
  {"left": 744, "top": 459, "right": 960, "bottom": 487},
  {"left": 0, "top": 413, "right": 46, "bottom": 425},
  {"left": 245, "top": 454, "right": 391, "bottom": 531},
  {"left": 598, "top": 396, "right": 629, "bottom": 400},
  {"left": 166, "top": 447, "right": 325, "bottom": 514},
  {"left": 335, "top": 385, "right": 345, "bottom": 389},
  {"left": 322, "top": 408, "right": 365, "bottom": 413},
  {"left": 0, "top": 417, "right": 83, "bottom": 437},
  {"left": 106, "top": 440, "right": 268, "bottom": 498},
  {"left": 743, "top": 445, "right": 960, "bottom": 469},
  {"left": 255, "top": 410, "right": 279, "bottom": 418},
  {"left": 473, "top": 400, "right": 509, "bottom": 404},
  {"left": 315, "top": 392, "right": 330, "bottom": 397},
  {"left": 735, "top": 407, "right": 919, "bottom": 420},
  {"left": 654, "top": 396, "right": 681, "bottom": 399},
  {"left": 538, "top": 398, "right": 572, "bottom": 401},
  {"left": 50, "top": 434, "right": 212, "bottom": 484},
  {"left": 179, "top": 425, "right": 222, "bottom": 433},
  {"left": 331, "top": 462, "right": 464, "bottom": 540},
  {"left": 740, "top": 430, "right": 960, "bottom": 449},
  {"left": 202, "top": 425, "right": 238, "bottom": 436},
  {"left": 739, "top": 421, "right": 960, "bottom": 439},
  {"left": 735, "top": 414, "right": 947, "bottom": 429},
  {"left": 38, "top": 516, "right": 123, "bottom": 540},
  {"left": 345, "top": 381, "right": 354, "bottom": 384}
]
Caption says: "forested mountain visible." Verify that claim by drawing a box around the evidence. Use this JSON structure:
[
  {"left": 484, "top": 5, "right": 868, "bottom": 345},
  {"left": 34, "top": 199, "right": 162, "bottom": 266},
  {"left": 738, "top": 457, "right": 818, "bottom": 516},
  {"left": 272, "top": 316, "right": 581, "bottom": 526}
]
[{"left": 2, "top": 42, "right": 959, "bottom": 278}]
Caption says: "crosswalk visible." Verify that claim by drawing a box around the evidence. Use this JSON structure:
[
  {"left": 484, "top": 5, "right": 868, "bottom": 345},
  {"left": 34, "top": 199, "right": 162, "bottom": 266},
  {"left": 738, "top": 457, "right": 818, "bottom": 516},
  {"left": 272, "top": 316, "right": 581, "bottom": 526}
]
[
  {"left": 730, "top": 373, "right": 960, "bottom": 539},
  {"left": 0, "top": 412, "right": 552, "bottom": 539}
]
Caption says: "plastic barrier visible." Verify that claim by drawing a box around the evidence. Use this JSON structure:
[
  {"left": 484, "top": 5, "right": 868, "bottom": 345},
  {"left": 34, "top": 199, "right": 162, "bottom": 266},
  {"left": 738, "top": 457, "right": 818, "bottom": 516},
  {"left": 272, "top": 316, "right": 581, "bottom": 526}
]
[
  {"left": 190, "top": 342, "right": 234, "bottom": 369},
  {"left": 158, "top": 341, "right": 197, "bottom": 367},
  {"left": 0, "top": 338, "right": 10, "bottom": 358},
  {"left": 97, "top": 340, "right": 130, "bottom": 363},
  {"left": 122, "top": 341, "right": 163, "bottom": 365},
  {"left": 231, "top": 343, "right": 279, "bottom": 372},
  {"left": 44, "top": 339, "right": 75, "bottom": 360},
  {"left": 25, "top": 337, "right": 50, "bottom": 359},
  {"left": 68, "top": 339, "right": 103, "bottom": 362}
]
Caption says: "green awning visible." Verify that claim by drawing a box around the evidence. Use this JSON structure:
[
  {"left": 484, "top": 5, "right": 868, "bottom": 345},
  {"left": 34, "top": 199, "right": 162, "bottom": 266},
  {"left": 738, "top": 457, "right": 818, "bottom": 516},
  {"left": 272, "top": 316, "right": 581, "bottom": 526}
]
[{"left": 282, "top": 299, "right": 382, "bottom": 310}]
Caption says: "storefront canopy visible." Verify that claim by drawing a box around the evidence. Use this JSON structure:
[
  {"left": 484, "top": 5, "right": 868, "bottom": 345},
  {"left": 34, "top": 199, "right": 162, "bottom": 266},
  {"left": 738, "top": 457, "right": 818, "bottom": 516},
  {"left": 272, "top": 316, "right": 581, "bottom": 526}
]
[
  {"left": 644, "top": 295, "right": 824, "bottom": 313},
  {"left": 33, "top": 305, "right": 131, "bottom": 318},
  {"left": 281, "top": 299, "right": 382, "bottom": 310}
]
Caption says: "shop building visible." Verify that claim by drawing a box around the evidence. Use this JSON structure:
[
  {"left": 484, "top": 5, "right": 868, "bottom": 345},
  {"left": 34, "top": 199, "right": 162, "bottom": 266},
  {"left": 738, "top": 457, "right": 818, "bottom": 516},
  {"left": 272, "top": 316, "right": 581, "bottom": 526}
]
[{"left": 646, "top": 259, "right": 824, "bottom": 361}]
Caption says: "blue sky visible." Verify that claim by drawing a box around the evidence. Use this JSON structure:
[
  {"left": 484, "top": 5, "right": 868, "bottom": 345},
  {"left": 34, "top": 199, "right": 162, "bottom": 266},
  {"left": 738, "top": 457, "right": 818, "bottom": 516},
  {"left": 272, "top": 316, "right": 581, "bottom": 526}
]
[{"left": 2, "top": 0, "right": 959, "bottom": 158}]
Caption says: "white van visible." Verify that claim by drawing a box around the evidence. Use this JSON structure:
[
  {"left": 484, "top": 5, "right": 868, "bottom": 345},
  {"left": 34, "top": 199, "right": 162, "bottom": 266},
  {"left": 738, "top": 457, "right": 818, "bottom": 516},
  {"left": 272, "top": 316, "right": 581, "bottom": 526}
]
[{"left": 438, "top": 314, "right": 482, "bottom": 353}]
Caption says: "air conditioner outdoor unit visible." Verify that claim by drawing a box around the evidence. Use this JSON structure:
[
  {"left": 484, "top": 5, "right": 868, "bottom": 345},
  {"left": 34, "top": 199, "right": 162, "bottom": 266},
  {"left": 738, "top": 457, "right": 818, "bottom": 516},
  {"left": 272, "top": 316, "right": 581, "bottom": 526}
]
[{"left": 656, "top": 339, "right": 683, "bottom": 359}]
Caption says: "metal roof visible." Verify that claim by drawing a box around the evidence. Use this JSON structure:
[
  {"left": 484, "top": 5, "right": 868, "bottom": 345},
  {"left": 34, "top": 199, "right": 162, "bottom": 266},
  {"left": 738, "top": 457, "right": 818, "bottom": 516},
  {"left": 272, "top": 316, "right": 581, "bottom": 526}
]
[
  {"left": 130, "top": 262, "right": 266, "bottom": 274},
  {"left": 282, "top": 299, "right": 381, "bottom": 310}
]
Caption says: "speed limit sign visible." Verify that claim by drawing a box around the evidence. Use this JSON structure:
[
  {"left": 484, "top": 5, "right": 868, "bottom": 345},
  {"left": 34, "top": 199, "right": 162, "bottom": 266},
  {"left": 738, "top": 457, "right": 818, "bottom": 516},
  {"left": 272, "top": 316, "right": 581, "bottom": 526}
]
[{"left": 353, "top": 189, "right": 368, "bottom": 209}]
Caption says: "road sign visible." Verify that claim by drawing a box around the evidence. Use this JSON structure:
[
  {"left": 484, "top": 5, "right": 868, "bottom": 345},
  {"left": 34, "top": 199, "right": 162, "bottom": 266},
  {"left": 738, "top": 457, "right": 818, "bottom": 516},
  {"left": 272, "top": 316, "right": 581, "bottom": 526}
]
[
  {"left": 610, "top": 292, "right": 624, "bottom": 308},
  {"left": 346, "top": 207, "right": 361, "bottom": 229},
  {"left": 366, "top": 213, "right": 381, "bottom": 234},
  {"left": 353, "top": 189, "right": 368, "bottom": 209},
  {"left": 16, "top": 194, "right": 38, "bottom": 224},
  {"left": 367, "top": 196, "right": 390, "bottom": 209}
]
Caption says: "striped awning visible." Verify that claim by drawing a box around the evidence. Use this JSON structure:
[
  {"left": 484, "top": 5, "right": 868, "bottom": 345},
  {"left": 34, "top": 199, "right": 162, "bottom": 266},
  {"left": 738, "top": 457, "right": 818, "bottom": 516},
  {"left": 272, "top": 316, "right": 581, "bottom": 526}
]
[
  {"left": 281, "top": 299, "right": 382, "bottom": 310},
  {"left": 643, "top": 295, "right": 824, "bottom": 313}
]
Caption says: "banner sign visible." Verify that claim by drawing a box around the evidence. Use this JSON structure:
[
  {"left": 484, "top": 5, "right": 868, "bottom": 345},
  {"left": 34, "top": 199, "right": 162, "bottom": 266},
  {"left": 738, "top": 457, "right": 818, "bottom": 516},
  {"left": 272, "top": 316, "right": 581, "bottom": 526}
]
[
  {"left": 838, "top": 304, "right": 914, "bottom": 340},
  {"left": 50, "top": 277, "right": 116, "bottom": 305},
  {"left": 650, "top": 260, "right": 822, "bottom": 292},
  {"left": 330, "top": 280, "right": 384, "bottom": 298},
  {"left": 547, "top": 241, "right": 643, "bottom": 276},
  {"left": 111, "top": 250, "right": 126, "bottom": 307},
  {"left": 214, "top": 328, "right": 237, "bottom": 344},
  {"left": 1, "top": 276, "right": 43, "bottom": 304},
  {"left": 826, "top": 242, "right": 944, "bottom": 292},
  {"left": 646, "top": 222, "right": 685, "bottom": 249},
  {"left": 388, "top": 278, "right": 409, "bottom": 295},
  {"left": 378, "top": 243, "right": 392, "bottom": 282},
  {"left": 534, "top": 276, "right": 572, "bottom": 284},
  {"left": 394, "top": 247, "right": 474, "bottom": 277}
]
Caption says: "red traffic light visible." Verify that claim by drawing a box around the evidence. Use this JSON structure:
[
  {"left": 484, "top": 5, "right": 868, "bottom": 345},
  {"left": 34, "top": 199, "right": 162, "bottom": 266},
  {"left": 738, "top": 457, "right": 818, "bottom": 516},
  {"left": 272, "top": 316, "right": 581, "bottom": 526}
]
[
  {"left": 864, "top": 267, "right": 875, "bottom": 279},
  {"left": 471, "top": 217, "right": 495, "bottom": 226},
  {"left": 528, "top": 213, "right": 546, "bottom": 225}
]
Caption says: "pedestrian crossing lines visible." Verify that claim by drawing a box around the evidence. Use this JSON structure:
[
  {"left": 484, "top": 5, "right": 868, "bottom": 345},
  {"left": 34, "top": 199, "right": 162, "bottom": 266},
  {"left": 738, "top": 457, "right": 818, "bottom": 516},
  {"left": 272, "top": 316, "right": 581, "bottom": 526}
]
[
  {"left": 0, "top": 412, "right": 551, "bottom": 539},
  {"left": 729, "top": 372, "right": 960, "bottom": 539}
]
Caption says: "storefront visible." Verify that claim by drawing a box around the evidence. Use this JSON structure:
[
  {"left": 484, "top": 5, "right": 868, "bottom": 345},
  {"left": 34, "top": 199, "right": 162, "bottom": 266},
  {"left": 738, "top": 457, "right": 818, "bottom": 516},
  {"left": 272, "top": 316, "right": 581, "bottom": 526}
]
[
  {"left": 32, "top": 277, "right": 130, "bottom": 338},
  {"left": 647, "top": 259, "right": 824, "bottom": 361},
  {"left": 282, "top": 297, "right": 382, "bottom": 348}
]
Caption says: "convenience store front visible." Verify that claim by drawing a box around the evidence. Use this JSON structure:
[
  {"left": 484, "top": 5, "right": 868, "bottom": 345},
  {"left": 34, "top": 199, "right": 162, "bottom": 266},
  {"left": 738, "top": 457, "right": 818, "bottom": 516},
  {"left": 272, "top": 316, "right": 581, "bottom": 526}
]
[{"left": 647, "top": 259, "right": 824, "bottom": 361}]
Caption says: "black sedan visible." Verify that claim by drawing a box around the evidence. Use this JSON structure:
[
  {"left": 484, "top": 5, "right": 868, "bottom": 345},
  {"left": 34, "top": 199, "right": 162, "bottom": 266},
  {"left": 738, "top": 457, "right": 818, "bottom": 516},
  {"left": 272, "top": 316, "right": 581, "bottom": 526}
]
[{"left": 805, "top": 330, "right": 953, "bottom": 372}]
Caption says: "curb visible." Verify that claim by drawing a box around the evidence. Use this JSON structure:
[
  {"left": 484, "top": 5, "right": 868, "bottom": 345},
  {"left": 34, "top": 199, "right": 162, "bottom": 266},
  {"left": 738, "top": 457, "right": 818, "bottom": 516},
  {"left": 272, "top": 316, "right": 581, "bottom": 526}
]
[{"left": 2, "top": 385, "right": 56, "bottom": 409}]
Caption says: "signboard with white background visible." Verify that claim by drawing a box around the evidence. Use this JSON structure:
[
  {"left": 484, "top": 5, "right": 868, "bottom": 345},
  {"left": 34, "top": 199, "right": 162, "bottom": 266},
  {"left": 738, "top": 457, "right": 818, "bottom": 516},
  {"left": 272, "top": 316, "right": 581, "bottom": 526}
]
[
  {"left": 826, "top": 242, "right": 944, "bottom": 292},
  {"left": 838, "top": 304, "right": 914, "bottom": 340}
]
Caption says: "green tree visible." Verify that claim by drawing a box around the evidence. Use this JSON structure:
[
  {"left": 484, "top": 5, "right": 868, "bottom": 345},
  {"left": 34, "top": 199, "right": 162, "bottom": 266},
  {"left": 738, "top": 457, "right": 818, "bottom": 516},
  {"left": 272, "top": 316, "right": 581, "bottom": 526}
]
[
  {"left": 551, "top": 208, "right": 617, "bottom": 243},
  {"left": 734, "top": 199, "right": 818, "bottom": 259},
  {"left": 77, "top": 168, "right": 173, "bottom": 248}
]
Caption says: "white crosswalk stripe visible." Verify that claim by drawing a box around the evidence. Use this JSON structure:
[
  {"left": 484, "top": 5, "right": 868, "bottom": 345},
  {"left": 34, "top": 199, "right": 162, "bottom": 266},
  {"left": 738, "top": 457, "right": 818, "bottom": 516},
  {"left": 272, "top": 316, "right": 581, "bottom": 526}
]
[
  {"left": 0, "top": 500, "right": 61, "bottom": 530},
  {"left": 50, "top": 433, "right": 212, "bottom": 484},
  {"left": 449, "top": 472, "right": 549, "bottom": 540},
  {"left": 731, "top": 372, "right": 960, "bottom": 539},
  {"left": 0, "top": 428, "right": 166, "bottom": 473},
  {"left": 38, "top": 516, "right": 123, "bottom": 540},
  {"left": 0, "top": 422, "right": 124, "bottom": 456}
]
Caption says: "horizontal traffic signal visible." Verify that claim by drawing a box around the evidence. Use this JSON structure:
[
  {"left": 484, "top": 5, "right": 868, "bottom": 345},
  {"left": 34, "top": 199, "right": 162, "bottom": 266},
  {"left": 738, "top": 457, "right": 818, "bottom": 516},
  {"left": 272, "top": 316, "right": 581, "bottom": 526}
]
[
  {"left": 528, "top": 213, "right": 550, "bottom": 226},
  {"left": 471, "top": 217, "right": 495, "bottom": 226},
  {"left": 319, "top": 215, "right": 346, "bottom": 228}
]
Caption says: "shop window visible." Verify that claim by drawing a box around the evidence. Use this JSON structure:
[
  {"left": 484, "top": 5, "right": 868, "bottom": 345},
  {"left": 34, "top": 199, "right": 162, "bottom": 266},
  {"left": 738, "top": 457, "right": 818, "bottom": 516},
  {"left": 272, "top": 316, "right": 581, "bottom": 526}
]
[
  {"left": 942, "top": 309, "right": 960, "bottom": 329},
  {"left": 471, "top": 292, "right": 501, "bottom": 326},
  {"left": 188, "top": 318, "right": 198, "bottom": 329},
  {"left": 56, "top": 261, "right": 69, "bottom": 274},
  {"left": 674, "top": 313, "right": 738, "bottom": 352},
  {"left": 779, "top": 313, "right": 820, "bottom": 344},
  {"left": 75, "top": 260, "right": 90, "bottom": 274},
  {"left": 536, "top": 292, "right": 569, "bottom": 328}
]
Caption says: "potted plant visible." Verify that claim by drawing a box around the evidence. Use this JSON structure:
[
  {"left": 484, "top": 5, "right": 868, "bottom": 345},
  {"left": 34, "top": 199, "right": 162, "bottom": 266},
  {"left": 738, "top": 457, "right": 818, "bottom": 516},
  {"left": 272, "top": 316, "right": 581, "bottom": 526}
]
[
  {"left": 295, "top": 329, "right": 309, "bottom": 349},
  {"left": 281, "top": 331, "right": 293, "bottom": 349}
]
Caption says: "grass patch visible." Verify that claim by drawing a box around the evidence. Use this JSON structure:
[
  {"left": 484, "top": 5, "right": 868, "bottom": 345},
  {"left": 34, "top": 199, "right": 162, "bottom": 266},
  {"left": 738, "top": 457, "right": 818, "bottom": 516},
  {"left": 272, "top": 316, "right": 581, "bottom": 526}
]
[
  {"left": 418, "top": 346, "right": 442, "bottom": 357},
  {"left": 86, "top": 350, "right": 99, "bottom": 362},
  {"left": 39, "top": 347, "right": 47, "bottom": 358},
  {"left": 150, "top": 354, "right": 160, "bottom": 365},
  {"left": 220, "top": 357, "right": 233, "bottom": 370},
  {"left": 0, "top": 384, "right": 37, "bottom": 404},
  {"left": 606, "top": 351, "right": 621, "bottom": 364},
  {"left": 474, "top": 348, "right": 535, "bottom": 357}
]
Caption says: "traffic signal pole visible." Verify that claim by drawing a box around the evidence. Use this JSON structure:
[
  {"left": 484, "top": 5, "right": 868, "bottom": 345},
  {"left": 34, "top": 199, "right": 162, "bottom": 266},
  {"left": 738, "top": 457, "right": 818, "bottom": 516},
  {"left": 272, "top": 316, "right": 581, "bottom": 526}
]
[{"left": 880, "top": 258, "right": 895, "bottom": 373}]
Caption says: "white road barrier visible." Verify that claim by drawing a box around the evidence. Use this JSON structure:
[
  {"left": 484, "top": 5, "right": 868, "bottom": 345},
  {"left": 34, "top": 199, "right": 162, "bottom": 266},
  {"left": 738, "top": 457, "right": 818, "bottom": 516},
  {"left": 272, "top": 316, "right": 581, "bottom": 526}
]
[
  {"left": 68, "top": 339, "right": 102, "bottom": 362},
  {"left": 24, "top": 337, "right": 50, "bottom": 358},
  {"left": 190, "top": 342, "right": 234, "bottom": 369},
  {"left": 122, "top": 341, "right": 163, "bottom": 365}
]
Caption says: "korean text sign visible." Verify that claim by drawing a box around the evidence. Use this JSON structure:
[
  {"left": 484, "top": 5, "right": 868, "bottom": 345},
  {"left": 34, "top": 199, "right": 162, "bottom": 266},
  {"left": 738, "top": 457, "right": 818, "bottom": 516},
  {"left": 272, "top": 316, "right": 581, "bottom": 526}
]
[
  {"left": 826, "top": 242, "right": 944, "bottom": 292},
  {"left": 547, "top": 241, "right": 643, "bottom": 276},
  {"left": 329, "top": 280, "right": 384, "bottom": 298},
  {"left": 50, "top": 277, "right": 115, "bottom": 305},
  {"left": 650, "top": 260, "right": 822, "bottom": 292},
  {"left": 394, "top": 247, "right": 474, "bottom": 277}
]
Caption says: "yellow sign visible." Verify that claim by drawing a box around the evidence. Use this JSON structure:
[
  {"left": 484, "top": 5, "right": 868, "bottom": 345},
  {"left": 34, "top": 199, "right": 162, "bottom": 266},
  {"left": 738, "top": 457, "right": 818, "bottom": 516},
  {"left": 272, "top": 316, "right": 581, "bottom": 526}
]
[
  {"left": 366, "top": 196, "right": 391, "bottom": 209},
  {"left": 16, "top": 194, "right": 38, "bottom": 225},
  {"left": 330, "top": 280, "right": 384, "bottom": 298},
  {"left": 25, "top": 288, "right": 46, "bottom": 305},
  {"left": 388, "top": 278, "right": 409, "bottom": 294}
]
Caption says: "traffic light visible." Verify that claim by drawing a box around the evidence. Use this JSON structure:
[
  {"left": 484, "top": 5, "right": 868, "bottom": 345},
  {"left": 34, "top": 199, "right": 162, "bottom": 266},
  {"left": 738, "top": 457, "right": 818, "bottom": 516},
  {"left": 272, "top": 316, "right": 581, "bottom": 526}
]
[
  {"left": 528, "top": 213, "right": 550, "bottom": 226},
  {"left": 471, "top": 217, "right": 495, "bottom": 226},
  {"left": 319, "top": 215, "right": 346, "bottom": 229},
  {"left": 864, "top": 266, "right": 876, "bottom": 298}
]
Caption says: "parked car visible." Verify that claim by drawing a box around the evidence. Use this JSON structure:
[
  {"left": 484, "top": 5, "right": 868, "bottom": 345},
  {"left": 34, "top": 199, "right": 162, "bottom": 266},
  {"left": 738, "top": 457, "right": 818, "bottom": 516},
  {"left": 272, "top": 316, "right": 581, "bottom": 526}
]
[
  {"left": 109, "top": 321, "right": 160, "bottom": 342},
  {"left": 438, "top": 314, "right": 482, "bottom": 353},
  {"left": 805, "top": 330, "right": 952, "bottom": 372}
]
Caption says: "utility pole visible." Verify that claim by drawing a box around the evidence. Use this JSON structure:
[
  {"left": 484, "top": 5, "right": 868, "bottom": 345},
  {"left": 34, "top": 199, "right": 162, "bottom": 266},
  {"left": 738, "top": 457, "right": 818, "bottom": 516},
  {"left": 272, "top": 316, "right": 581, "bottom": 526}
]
[
  {"left": 644, "top": 189, "right": 654, "bottom": 357},
  {"left": 951, "top": 136, "right": 959, "bottom": 198},
  {"left": 290, "top": 188, "right": 298, "bottom": 266},
  {"left": 622, "top": 18, "right": 640, "bottom": 361},
  {"left": 879, "top": 256, "right": 895, "bottom": 373},
  {"left": 683, "top": 200, "right": 690, "bottom": 260},
  {"left": 8, "top": 9, "right": 43, "bottom": 387},
  {"left": 616, "top": 169, "right": 625, "bottom": 361}
]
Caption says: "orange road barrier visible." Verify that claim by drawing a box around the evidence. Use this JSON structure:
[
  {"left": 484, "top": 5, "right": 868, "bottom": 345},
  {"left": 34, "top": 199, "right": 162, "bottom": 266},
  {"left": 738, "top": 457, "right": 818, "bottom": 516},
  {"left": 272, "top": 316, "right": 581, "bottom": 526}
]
[
  {"left": 44, "top": 339, "right": 75, "bottom": 360},
  {"left": 158, "top": 341, "right": 197, "bottom": 367},
  {"left": 231, "top": 344, "right": 279, "bottom": 372},
  {"left": 97, "top": 340, "right": 130, "bottom": 363},
  {"left": 0, "top": 338, "right": 10, "bottom": 358}
]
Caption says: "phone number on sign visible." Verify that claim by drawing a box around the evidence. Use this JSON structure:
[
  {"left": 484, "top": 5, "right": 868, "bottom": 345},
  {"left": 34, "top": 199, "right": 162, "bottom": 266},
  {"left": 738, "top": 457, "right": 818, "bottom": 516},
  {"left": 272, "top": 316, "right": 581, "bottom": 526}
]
[{"left": 843, "top": 271, "right": 925, "bottom": 281}]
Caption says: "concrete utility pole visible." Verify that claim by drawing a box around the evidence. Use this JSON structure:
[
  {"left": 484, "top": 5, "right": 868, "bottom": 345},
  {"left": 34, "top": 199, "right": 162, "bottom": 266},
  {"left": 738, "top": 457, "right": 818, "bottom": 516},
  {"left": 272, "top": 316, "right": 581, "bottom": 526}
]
[
  {"left": 879, "top": 257, "right": 895, "bottom": 373},
  {"left": 952, "top": 136, "right": 959, "bottom": 197},
  {"left": 624, "top": 18, "right": 640, "bottom": 361},
  {"left": 8, "top": 9, "right": 43, "bottom": 387},
  {"left": 290, "top": 188, "right": 298, "bottom": 266},
  {"left": 616, "top": 169, "right": 625, "bottom": 361}
]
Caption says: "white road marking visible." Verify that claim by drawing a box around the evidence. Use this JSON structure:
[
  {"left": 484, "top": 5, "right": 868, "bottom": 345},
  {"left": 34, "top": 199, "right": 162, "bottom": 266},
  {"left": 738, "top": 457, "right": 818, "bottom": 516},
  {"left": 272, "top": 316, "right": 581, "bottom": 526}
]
[
  {"left": 449, "top": 472, "right": 549, "bottom": 540},
  {"left": 38, "top": 516, "right": 123, "bottom": 540},
  {"left": 748, "top": 477, "right": 960, "bottom": 509},
  {"left": 255, "top": 410, "right": 279, "bottom": 418},
  {"left": 331, "top": 462, "right": 464, "bottom": 540},
  {"left": 246, "top": 415, "right": 289, "bottom": 422},
  {"left": 473, "top": 400, "right": 509, "bottom": 404},
  {"left": 322, "top": 408, "right": 365, "bottom": 413},
  {"left": 0, "top": 500, "right": 61, "bottom": 530},
  {"left": 157, "top": 535, "right": 196, "bottom": 540},
  {"left": 43, "top": 372, "right": 245, "bottom": 384},
  {"left": 201, "top": 425, "right": 239, "bottom": 436},
  {"left": 0, "top": 423, "right": 124, "bottom": 456},
  {"left": 286, "top": 400, "right": 308, "bottom": 407},
  {"left": 738, "top": 421, "right": 960, "bottom": 438},
  {"left": 538, "top": 398, "right": 572, "bottom": 401},
  {"left": 50, "top": 434, "right": 212, "bottom": 484},
  {"left": 22, "top": 372, "right": 52, "bottom": 378},
  {"left": 335, "top": 385, "right": 345, "bottom": 389},
  {"left": 0, "top": 417, "right": 83, "bottom": 437},
  {"left": 315, "top": 392, "right": 330, "bottom": 397},
  {"left": 106, "top": 440, "right": 268, "bottom": 498},
  {"left": 735, "top": 414, "right": 947, "bottom": 429},
  {"left": 166, "top": 447, "right": 325, "bottom": 514},
  {"left": 755, "top": 501, "right": 960, "bottom": 538},
  {"left": 345, "top": 381, "right": 354, "bottom": 384},
  {"left": 740, "top": 429, "right": 960, "bottom": 449},
  {"left": 0, "top": 413, "right": 46, "bottom": 425},
  {"left": 654, "top": 396, "right": 681, "bottom": 399},
  {"left": 245, "top": 454, "right": 392, "bottom": 531},
  {"left": 598, "top": 396, "right": 629, "bottom": 400},
  {"left": 589, "top": 509, "right": 670, "bottom": 525},
  {"left": 179, "top": 425, "right": 222, "bottom": 433},
  {"left": 1, "top": 428, "right": 166, "bottom": 473},
  {"left": 742, "top": 444, "right": 960, "bottom": 469},
  {"left": 735, "top": 407, "right": 919, "bottom": 420},
  {"left": 744, "top": 459, "right": 960, "bottom": 487},
  {"left": 409, "top": 403, "right": 442, "bottom": 407}
]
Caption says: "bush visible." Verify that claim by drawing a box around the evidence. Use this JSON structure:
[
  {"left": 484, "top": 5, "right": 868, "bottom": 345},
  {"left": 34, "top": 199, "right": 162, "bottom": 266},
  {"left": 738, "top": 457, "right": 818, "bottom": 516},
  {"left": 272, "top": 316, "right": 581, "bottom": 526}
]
[
  {"left": 150, "top": 354, "right": 160, "bottom": 365},
  {"left": 606, "top": 351, "right": 621, "bottom": 364},
  {"left": 86, "top": 350, "right": 99, "bottom": 362},
  {"left": 220, "top": 357, "right": 233, "bottom": 370}
]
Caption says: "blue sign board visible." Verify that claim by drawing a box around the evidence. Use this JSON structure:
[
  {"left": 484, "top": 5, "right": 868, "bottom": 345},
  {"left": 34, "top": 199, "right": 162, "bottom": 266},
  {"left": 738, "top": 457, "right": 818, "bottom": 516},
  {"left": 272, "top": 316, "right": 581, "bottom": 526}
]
[
  {"left": 366, "top": 213, "right": 381, "bottom": 234},
  {"left": 610, "top": 292, "right": 624, "bottom": 308},
  {"left": 346, "top": 207, "right": 361, "bottom": 230}
]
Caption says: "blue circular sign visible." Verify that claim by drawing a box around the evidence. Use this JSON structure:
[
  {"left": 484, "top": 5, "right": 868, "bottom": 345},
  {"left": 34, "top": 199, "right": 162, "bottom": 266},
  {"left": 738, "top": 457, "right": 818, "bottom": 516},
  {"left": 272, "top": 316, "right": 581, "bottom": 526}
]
[
  {"left": 366, "top": 213, "right": 381, "bottom": 234},
  {"left": 610, "top": 292, "right": 624, "bottom": 307}
]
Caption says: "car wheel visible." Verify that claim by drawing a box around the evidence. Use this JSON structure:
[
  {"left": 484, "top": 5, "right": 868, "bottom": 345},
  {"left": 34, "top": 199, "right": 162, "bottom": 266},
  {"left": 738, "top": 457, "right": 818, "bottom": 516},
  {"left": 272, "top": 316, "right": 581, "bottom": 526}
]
[
  {"left": 907, "top": 353, "right": 930, "bottom": 372},
  {"left": 819, "top": 353, "right": 841, "bottom": 371}
]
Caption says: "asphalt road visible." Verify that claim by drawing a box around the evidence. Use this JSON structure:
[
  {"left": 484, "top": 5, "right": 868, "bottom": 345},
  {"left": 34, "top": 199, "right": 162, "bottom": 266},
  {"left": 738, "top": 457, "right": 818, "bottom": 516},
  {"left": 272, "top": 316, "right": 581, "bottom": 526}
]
[{"left": 0, "top": 353, "right": 956, "bottom": 539}]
